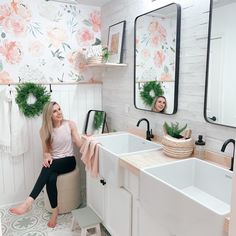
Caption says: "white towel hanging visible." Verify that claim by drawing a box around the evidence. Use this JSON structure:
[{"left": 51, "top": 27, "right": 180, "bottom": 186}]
[
  {"left": 0, "top": 86, "right": 29, "bottom": 156},
  {"left": 0, "top": 87, "right": 11, "bottom": 153},
  {"left": 10, "top": 87, "right": 29, "bottom": 156}
]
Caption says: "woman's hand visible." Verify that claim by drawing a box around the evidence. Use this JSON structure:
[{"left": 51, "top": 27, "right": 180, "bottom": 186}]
[{"left": 43, "top": 153, "right": 53, "bottom": 168}]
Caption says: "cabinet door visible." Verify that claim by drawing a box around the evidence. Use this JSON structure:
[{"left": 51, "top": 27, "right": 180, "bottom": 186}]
[
  {"left": 86, "top": 173, "right": 105, "bottom": 220},
  {"left": 104, "top": 185, "right": 132, "bottom": 236}
]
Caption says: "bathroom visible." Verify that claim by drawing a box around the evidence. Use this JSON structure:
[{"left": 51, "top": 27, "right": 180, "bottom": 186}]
[{"left": 0, "top": 0, "right": 236, "bottom": 235}]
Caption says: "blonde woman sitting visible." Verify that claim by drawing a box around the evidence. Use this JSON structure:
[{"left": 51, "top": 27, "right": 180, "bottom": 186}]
[{"left": 10, "top": 101, "right": 82, "bottom": 228}]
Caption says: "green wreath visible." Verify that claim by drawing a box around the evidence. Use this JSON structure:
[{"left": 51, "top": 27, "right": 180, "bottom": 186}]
[
  {"left": 140, "top": 81, "right": 164, "bottom": 106},
  {"left": 16, "top": 82, "right": 51, "bottom": 118}
]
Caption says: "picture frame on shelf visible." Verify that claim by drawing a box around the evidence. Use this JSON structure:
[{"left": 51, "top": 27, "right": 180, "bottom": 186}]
[{"left": 107, "top": 20, "right": 126, "bottom": 63}]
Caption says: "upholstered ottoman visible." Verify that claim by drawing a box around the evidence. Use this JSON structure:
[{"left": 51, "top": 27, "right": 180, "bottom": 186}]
[{"left": 44, "top": 167, "right": 81, "bottom": 214}]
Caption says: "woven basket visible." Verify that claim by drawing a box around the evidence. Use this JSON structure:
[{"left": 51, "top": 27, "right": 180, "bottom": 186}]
[{"left": 162, "top": 135, "right": 194, "bottom": 158}]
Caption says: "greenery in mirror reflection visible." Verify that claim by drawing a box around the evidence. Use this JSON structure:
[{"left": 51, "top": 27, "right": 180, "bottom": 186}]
[
  {"left": 93, "top": 111, "right": 105, "bottom": 130},
  {"left": 140, "top": 81, "right": 164, "bottom": 106}
]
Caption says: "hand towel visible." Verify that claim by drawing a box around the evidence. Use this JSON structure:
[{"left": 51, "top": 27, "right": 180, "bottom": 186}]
[
  {"left": 0, "top": 87, "right": 11, "bottom": 153},
  {"left": 10, "top": 87, "right": 29, "bottom": 156},
  {"left": 80, "top": 136, "right": 100, "bottom": 178}
]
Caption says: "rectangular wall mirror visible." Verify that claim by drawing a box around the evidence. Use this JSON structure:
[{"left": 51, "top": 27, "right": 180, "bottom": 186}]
[
  {"left": 84, "top": 110, "right": 106, "bottom": 135},
  {"left": 134, "top": 3, "right": 181, "bottom": 114},
  {"left": 205, "top": 0, "right": 236, "bottom": 128}
]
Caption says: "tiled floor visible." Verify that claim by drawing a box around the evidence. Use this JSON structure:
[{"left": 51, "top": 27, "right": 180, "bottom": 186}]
[{"left": 0, "top": 195, "right": 109, "bottom": 236}]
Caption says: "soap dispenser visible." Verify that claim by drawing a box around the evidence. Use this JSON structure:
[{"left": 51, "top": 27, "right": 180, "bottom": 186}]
[{"left": 195, "top": 135, "right": 206, "bottom": 159}]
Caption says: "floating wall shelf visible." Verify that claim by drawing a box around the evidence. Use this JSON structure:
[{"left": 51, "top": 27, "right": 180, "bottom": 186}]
[
  {"left": 86, "top": 63, "right": 127, "bottom": 68},
  {"left": 136, "top": 80, "right": 175, "bottom": 83}
]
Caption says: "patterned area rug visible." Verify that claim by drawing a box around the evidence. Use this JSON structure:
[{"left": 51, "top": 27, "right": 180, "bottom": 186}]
[{"left": 0, "top": 195, "right": 81, "bottom": 236}]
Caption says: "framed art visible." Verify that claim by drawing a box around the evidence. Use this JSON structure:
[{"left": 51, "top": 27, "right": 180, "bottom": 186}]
[{"left": 107, "top": 20, "right": 126, "bottom": 63}]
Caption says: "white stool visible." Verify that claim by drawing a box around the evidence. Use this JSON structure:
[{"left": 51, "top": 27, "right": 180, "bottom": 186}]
[{"left": 71, "top": 206, "right": 102, "bottom": 236}]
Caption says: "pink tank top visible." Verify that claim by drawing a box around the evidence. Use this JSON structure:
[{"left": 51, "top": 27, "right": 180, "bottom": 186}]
[{"left": 51, "top": 120, "right": 74, "bottom": 159}]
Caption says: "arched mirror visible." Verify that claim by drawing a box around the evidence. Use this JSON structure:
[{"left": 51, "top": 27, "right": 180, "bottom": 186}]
[
  {"left": 134, "top": 3, "right": 181, "bottom": 114},
  {"left": 84, "top": 110, "right": 106, "bottom": 135},
  {"left": 205, "top": 0, "right": 236, "bottom": 128}
]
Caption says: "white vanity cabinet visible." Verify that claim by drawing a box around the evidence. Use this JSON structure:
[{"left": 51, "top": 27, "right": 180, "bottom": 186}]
[
  {"left": 86, "top": 173, "right": 105, "bottom": 220},
  {"left": 122, "top": 168, "right": 142, "bottom": 236},
  {"left": 86, "top": 173, "right": 132, "bottom": 236},
  {"left": 86, "top": 132, "right": 161, "bottom": 236},
  {"left": 121, "top": 167, "right": 170, "bottom": 236}
]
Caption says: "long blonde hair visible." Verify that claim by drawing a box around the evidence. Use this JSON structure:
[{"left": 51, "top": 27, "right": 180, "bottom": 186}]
[{"left": 40, "top": 101, "right": 62, "bottom": 150}]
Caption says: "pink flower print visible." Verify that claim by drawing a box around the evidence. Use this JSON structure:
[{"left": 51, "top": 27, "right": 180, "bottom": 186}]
[
  {"left": 68, "top": 51, "right": 87, "bottom": 73},
  {"left": 8, "top": 17, "right": 26, "bottom": 35},
  {"left": 11, "top": 0, "right": 31, "bottom": 21},
  {"left": 160, "top": 73, "right": 172, "bottom": 81},
  {"left": 0, "top": 4, "right": 12, "bottom": 23},
  {"left": 0, "top": 3, "right": 27, "bottom": 35},
  {"left": 141, "top": 48, "right": 150, "bottom": 59},
  {"left": 48, "top": 27, "right": 67, "bottom": 48},
  {"left": 136, "top": 37, "right": 140, "bottom": 49},
  {"left": 0, "top": 40, "right": 22, "bottom": 64},
  {"left": 148, "top": 21, "right": 167, "bottom": 44},
  {"left": 151, "top": 34, "right": 160, "bottom": 47},
  {"left": 158, "top": 24, "right": 167, "bottom": 42},
  {"left": 28, "top": 41, "right": 44, "bottom": 57},
  {"left": 0, "top": 71, "right": 13, "bottom": 84},
  {"left": 89, "top": 10, "right": 101, "bottom": 32},
  {"left": 148, "top": 21, "right": 159, "bottom": 34},
  {"left": 154, "top": 51, "right": 165, "bottom": 68},
  {"left": 76, "top": 28, "right": 94, "bottom": 46}
]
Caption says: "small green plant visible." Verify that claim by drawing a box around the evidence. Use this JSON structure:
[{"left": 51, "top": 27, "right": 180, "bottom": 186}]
[
  {"left": 93, "top": 111, "right": 105, "bottom": 130},
  {"left": 163, "top": 122, "right": 187, "bottom": 139},
  {"left": 102, "top": 47, "right": 109, "bottom": 62}
]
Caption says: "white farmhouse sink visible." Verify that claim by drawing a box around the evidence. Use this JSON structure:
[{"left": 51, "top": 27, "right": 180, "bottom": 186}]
[
  {"left": 140, "top": 158, "right": 232, "bottom": 236},
  {"left": 94, "top": 132, "right": 161, "bottom": 186},
  {"left": 95, "top": 132, "right": 161, "bottom": 155}
]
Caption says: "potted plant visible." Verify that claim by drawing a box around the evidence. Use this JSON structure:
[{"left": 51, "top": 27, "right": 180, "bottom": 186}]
[
  {"left": 162, "top": 122, "right": 194, "bottom": 158},
  {"left": 102, "top": 46, "right": 110, "bottom": 63}
]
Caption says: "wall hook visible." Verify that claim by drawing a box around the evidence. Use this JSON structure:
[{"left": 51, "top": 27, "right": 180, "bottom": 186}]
[
  {"left": 8, "top": 84, "right": 11, "bottom": 94},
  {"left": 49, "top": 84, "right": 52, "bottom": 93}
]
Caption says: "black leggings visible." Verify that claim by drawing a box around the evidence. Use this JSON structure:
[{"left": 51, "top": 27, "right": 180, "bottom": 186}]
[{"left": 29, "top": 156, "right": 76, "bottom": 209}]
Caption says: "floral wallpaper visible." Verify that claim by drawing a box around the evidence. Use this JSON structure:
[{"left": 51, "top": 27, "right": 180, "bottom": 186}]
[
  {"left": 0, "top": 0, "right": 101, "bottom": 84},
  {"left": 136, "top": 16, "right": 176, "bottom": 82}
]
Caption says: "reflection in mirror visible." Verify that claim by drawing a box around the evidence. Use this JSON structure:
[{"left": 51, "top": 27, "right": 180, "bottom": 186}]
[
  {"left": 134, "top": 3, "right": 181, "bottom": 114},
  {"left": 84, "top": 110, "right": 106, "bottom": 135},
  {"left": 205, "top": 0, "right": 236, "bottom": 127}
]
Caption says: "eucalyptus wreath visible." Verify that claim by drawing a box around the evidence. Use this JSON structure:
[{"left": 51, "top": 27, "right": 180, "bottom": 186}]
[
  {"left": 140, "top": 81, "right": 164, "bottom": 106},
  {"left": 15, "top": 82, "right": 51, "bottom": 118}
]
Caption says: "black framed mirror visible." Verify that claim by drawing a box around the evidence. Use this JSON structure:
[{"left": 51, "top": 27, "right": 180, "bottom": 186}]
[
  {"left": 134, "top": 3, "right": 181, "bottom": 114},
  {"left": 84, "top": 110, "right": 106, "bottom": 135},
  {"left": 205, "top": 0, "right": 236, "bottom": 128}
]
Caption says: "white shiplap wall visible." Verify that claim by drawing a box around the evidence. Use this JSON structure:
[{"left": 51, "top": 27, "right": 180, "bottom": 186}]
[
  {"left": 101, "top": 0, "right": 236, "bottom": 155},
  {"left": 0, "top": 84, "right": 102, "bottom": 206}
]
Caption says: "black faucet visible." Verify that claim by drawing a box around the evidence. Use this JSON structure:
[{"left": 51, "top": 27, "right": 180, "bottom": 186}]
[
  {"left": 136, "top": 118, "right": 154, "bottom": 141},
  {"left": 221, "top": 139, "right": 235, "bottom": 171}
]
